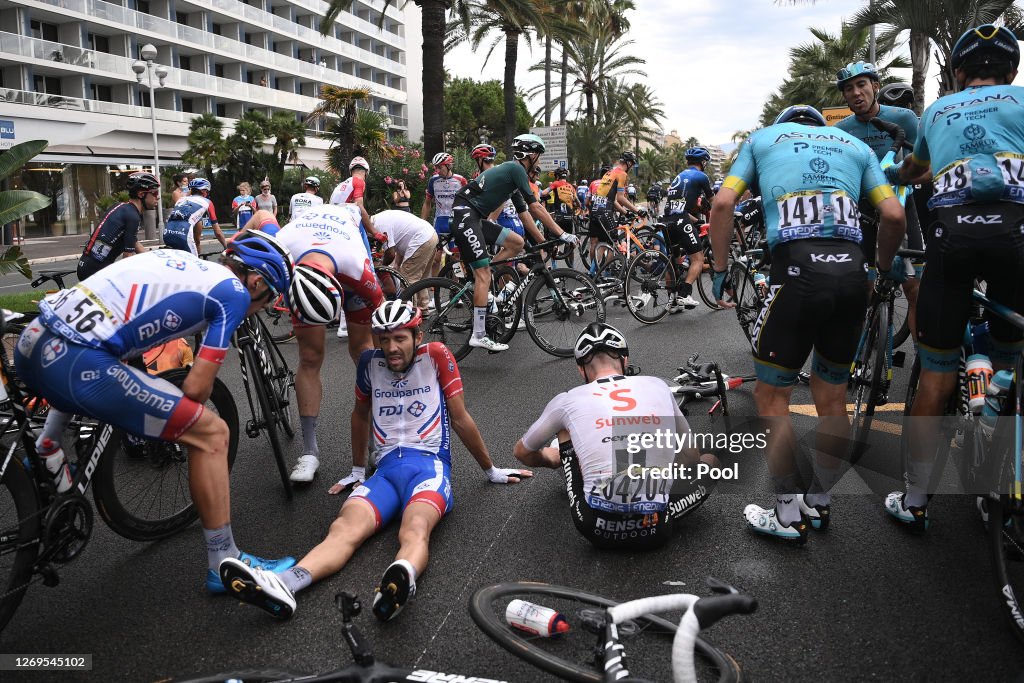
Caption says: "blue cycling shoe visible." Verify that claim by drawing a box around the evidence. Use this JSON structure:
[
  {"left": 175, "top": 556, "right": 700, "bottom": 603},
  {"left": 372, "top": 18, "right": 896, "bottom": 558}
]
[{"left": 206, "top": 551, "right": 296, "bottom": 594}]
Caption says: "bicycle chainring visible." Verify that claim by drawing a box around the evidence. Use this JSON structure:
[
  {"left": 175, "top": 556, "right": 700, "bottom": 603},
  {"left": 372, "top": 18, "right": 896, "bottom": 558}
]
[{"left": 42, "top": 493, "right": 93, "bottom": 564}]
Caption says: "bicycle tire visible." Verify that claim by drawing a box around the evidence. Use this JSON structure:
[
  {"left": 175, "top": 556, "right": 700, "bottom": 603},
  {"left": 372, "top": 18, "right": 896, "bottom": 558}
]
[
  {"left": 92, "top": 369, "right": 239, "bottom": 541},
  {"left": 170, "top": 670, "right": 309, "bottom": 683},
  {"left": 490, "top": 265, "right": 522, "bottom": 345},
  {"left": 524, "top": 268, "right": 605, "bottom": 358},
  {"left": 850, "top": 303, "right": 888, "bottom": 465},
  {"left": 729, "top": 263, "right": 762, "bottom": 344},
  {"left": 257, "top": 306, "right": 295, "bottom": 344},
  {"left": 256, "top": 318, "right": 297, "bottom": 441},
  {"left": 400, "top": 277, "right": 474, "bottom": 361},
  {"left": 624, "top": 249, "right": 672, "bottom": 324},
  {"left": 244, "top": 344, "right": 292, "bottom": 500},
  {"left": 376, "top": 265, "right": 409, "bottom": 300},
  {"left": 470, "top": 582, "right": 743, "bottom": 683},
  {"left": 891, "top": 287, "right": 911, "bottom": 348},
  {"left": 0, "top": 456, "right": 40, "bottom": 633}
]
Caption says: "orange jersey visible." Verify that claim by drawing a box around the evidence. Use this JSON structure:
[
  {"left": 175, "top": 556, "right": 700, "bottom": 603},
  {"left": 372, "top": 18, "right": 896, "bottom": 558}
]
[{"left": 590, "top": 167, "right": 629, "bottom": 212}]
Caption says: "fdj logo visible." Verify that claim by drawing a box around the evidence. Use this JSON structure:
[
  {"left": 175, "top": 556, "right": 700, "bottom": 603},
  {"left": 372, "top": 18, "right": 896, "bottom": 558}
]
[
  {"left": 391, "top": 378, "right": 410, "bottom": 389},
  {"left": 379, "top": 405, "right": 403, "bottom": 417},
  {"left": 408, "top": 400, "right": 427, "bottom": 417}
]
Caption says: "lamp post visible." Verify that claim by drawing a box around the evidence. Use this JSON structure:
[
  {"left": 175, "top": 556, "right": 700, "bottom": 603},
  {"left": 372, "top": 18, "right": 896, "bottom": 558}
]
[
  {"left": 378, "top": 104, "right": 393, "bottom": 141},
  {"left": 132, "top": 44, "right": 168, "bottom": 240}
]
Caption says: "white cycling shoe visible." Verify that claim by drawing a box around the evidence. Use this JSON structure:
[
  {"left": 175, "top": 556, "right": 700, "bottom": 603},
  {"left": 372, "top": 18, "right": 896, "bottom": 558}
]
[
  {"left": 219, "top": 557, "right": 297, "bottom": 619},
  {"left": 678, "top": 295, "right": 699, "bottom": 309},
  {"left": 743, "top": 503, "right": 809, "bottom": 545},
  {"left": 289, "top": 454, "right": 320, "bottom": 483},
  {"left": 373, "top": 560, "right": 417, "bottom": 622},
  {"left": 469, "top": 336, "right": 508, "bottom": 352}
]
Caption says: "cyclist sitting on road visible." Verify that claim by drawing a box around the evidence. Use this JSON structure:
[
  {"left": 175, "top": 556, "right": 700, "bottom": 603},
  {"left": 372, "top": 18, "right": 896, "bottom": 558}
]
[
  {"left": 587, "top": 152, "right": 645, "bottom": 277},
  {"left": 709, "top": 104, "right": 906, "bottom": 545},
  {"left": 834, "top": 62, "right": 923, "bottom": 340},
  {"left": 218, "top": 300, "right": 530, "bottom": 622},
  {"left": 451, "top": 134, "right": 578, "bottom": 353},
  {"left": 514, "top": 323, "right": 718, "bottom": 550},
  {"left": 884, "top": 24, "right": 1024, "bottom": 531},
  {"left": 421, "top": 152, "right": 468, "bottom": 277},
  {"left": 77, "top": 171, "right": 157, "bottom": 280},
  {"left": 662, "top": 147, "right": 716, "bottom": 311},
  {"left": 164, "top": 178, "right": 225, "bottom": 256},
  {"left": 16, "top": 232, "right": 297, "bottom": 594},
  {"left": 289, "top": 176, "right": 323, "bottom": 221},
  {"left": 373, "top": 209, "right": 439, "bottom": 309}
]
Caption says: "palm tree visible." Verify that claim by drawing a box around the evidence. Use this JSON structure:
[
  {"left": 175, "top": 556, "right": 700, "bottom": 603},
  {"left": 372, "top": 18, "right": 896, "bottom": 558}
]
[
  {"left": 0, "top": 140, "right": 47, "bottom": 277},
  {"left": 534, "top": 2, "right": 591, "bottom": 126},
  {"left": 622, "top": 83, "right": 665, "bottom": 155},
  {"left": 268, "top": 112, "right": 306, "bottom": 173},
  {"left": 321, "top": 0, "right": 454, "bottom": 159},
  {"left": 307, "top": 86, "right": 371, "bottom": 167},
  {"left": 449, "top": 0, "right": 552, "bottom": 152},
  {"left": 183, "top": 112, "right": 228, "bottom": 180},
  {"left": 636, "top": 147, "right": 671, "bottom": 189}
]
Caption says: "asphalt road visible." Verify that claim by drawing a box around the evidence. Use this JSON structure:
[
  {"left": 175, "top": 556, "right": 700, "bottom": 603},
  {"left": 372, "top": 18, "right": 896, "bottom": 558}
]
[{"left": 1, "top": 298, "right": 1023, "bottom": 682}]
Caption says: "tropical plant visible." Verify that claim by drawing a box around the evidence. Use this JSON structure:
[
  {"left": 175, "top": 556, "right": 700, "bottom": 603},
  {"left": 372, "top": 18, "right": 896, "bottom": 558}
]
[
  {"left": 0, "top": 140, "right": 47, "bottom": 277},
  {"left": 636, "top": 147, "right": 671, "bottom": 189},
  {"left": 364, "top": 140, "right": 428, "bottom": 213},
  {"left": 183, "top": 113, "right": 228, "bottom": 180},
  {"left": 268, "top": 111, "right": 306, "bottom": 173},
  {"left": 308, "top": 86, "right": 372, "bottom": 175}
]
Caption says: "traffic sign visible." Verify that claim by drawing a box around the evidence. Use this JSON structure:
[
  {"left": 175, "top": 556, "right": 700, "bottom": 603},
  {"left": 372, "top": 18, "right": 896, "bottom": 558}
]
[{"left": 530, "top": 125, "right": 567, "bottom": 171}]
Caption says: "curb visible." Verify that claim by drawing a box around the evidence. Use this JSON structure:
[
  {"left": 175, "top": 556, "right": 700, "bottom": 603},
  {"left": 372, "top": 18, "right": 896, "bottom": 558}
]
[{"left": 26, "top": 240, "right": 226, "bottom": 267}]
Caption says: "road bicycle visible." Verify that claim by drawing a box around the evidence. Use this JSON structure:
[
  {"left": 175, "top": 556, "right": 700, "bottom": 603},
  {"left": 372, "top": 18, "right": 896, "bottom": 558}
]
[
  {"left": 470, "top": 577, "right": 757, "bottom": 682},
  {"left": 899, "top": 288, "right": 1024, "bottom": 645},
  {"left": 581, "top": 212, "right": 666, "bottom": 273},
  {"left": 169, "top": 592, "right": 512, "bottom": 682},
  {"left": 668, "top": 354, "right": 757, "bottom": 440},
  {"left": 0, "top": 311, "right": 239, "bottom": 633},
  {"left": 400, "top": 239, "right": 605, "bottom": 361},
  {"left": 233, "top": 313, "right": 296, "bottom": 499}
]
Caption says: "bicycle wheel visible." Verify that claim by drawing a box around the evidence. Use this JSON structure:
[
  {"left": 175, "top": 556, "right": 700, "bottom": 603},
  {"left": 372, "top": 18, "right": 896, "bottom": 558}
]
[
  {"left": 470, "top": 582, "right": 743, "bottom": 683},
  {"left": 624, "top": 249, "right": 672, "bottom": 324},
  {"left": 730, "top": 263, "right": 762, "bottom": 344},
  {"left": 171, "top": 670, "right": 309, "bottom": 683},
  {"left": 849, "top": 303, "right": 888, "bottom": 465},
  {"left": 490, "top": 265, "right": 522, "bottom": 345},
  {"left": 524, "top": 269, "right": 605, "bottom": 358},
  {"left": 376, "top": 265, "right": 408, "bottom": 300},
  {"left": 891, "top": 286, "right": 911, "bottom": 348},
  {"left": 244, "top": 344, "right": 292, "bottom": 499},
  {"left": 0, "top": 456, "right": 40, "bottom": 633},
  {"left": 400, "top": 277, "right": 474, "bottom": 361},
  {"left": 92, "top": 370, "right": 239, "bottom": 541},
  {"left": 254, "top": 318, "right": 297, "bottom": 440},
  {"left": 256, "top": 306, "right": 294, "bottom": 344}
]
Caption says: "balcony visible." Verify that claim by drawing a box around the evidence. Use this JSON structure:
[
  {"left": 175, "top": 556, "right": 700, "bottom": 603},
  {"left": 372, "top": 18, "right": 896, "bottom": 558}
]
[{"left": 287, "top": 0, "right": 405, "bottom": 50}]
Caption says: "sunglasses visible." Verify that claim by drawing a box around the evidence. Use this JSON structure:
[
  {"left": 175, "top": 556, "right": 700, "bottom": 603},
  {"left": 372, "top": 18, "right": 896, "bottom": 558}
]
[{"left": 261, "top": 185, "right": 271, "bottom": 189}]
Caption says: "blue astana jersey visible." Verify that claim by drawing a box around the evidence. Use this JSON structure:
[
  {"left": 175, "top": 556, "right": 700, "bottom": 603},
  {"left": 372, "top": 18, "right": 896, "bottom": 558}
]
[{"left": 835, "top": 104, "right": 920, "bottom": 161}]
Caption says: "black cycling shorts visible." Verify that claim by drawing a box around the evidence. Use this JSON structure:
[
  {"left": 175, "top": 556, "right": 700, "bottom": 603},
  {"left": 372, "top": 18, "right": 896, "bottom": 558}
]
[
  {"left": 753, "top": 239, "right": 868, "bottom": 387},
  {"left": 588, "top": 211, "right": 615, "bottom": 244},
  {"left": 916, "top": 203, "right": 1024, "bottom": 372},
  {"left": 451, "top": 201, "right": 512, "bottom": 270},
  {"left": 859, "top": 197, "right": 925, "bottom": 268},
  {"left": 662, "top": 216, "right": 702, "bottom": 256}
]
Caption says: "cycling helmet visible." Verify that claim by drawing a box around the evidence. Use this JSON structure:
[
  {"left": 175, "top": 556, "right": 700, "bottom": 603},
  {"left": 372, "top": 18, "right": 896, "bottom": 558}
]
[
  {"left": 619, "top": 151, "right": 638, "bottom": 166},
  {"left": 836, "top": 61, "right": 880, "bottom": 90},
  {"left": 685, "top": 147, "right": 711, "bottom": 163},
  {"left": 878, "top": 82, "right": 915, "bottom": 108},
  {"left": 431, "top": 152, "right": 454, "bottom": 167},
  {"left": 554, "top": 168, "right": 568, "bottom": 179},
  {"left": 189, "top": 177, "right": 211, "bottom": 193},
  {"left": 349, "top": 156, "right": 370, "bottom": 172},
  {"left": 579, "top": 178, "right": 588, "bottom": 185},
  {"left": 471, "top": 144, "right": 497, "bottom": 161},
  {"left": 574, "top": 322, "right": 628, "bottom": 365},
  {"left": 288, "top": 262, "right": 342, "bottom": 325},
  {"left": 774, "top": 104, "right": 828, "bottom": 127},
  {"left": 303, "top": 176, "right": 321, "bottom": 189},
  {"left": 951, "top": 24, "right": 1020, "bottom": 71},
  {"left": 599, "top": 163, "right": 611, "bottom": 175},
  {"left": 511, "top": 134, "right": 546, "bottom": 160},
  {"left": 371, "top": 299, "right": 422, "bottom": 334},
  {"left": 127, "top": 171, "right": 159, "bottom": 195},
  {"left": 223, "top": 231, "right": 293, "bottom": 297}
]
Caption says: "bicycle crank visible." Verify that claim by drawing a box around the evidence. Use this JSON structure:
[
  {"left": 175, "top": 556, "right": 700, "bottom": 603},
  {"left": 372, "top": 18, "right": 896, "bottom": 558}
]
[{"left": 41, "top": 493, "right": 93, "bottom": 564}]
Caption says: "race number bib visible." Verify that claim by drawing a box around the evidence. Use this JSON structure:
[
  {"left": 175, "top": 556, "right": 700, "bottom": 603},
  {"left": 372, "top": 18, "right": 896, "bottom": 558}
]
[
  {"left": 40, "top": 285, "right": 118, "bottom": 345},
  {"left": 996, "top": 152, "right": 1024, "bottom": 203},
  {"left": 586, "top": 463, "right": 669, "bottom": 515},
  {"left": 777, "top": 191, "right": 861, "bottom": 243},
  {"left": 591, "top": 195, "right": 609, "bottom": 210},
  {"left": 667, "top": 199, "right": 687, "bottom": 215},
  {"left": 931, "top": 159, "right": 972, "bottom": 207}
]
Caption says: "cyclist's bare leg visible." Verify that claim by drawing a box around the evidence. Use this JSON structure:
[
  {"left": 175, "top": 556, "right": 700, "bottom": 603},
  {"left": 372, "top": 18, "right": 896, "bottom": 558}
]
[
  {"left": 686, "top": 250, "right": 704, "bottom": 286},
  {"left": 902, "top": 278, "right": 919, "bottom": 339},
  {"left": 290, "top": 498, "right": 378, "bottom": 582},
  {"left": 754, "top": 382, "right": 799, "bottom": 481},
  {"left": 394, "top": 501, "right": 443, "bottom": 577},
  {"left": 294, "top": 325, "right": 325, "bottom": 417},
  {"left": 471, "top": 262, "right": 493, "bottom": 308},
  {"left": 492, "top": 231, "right": 524, "bottom": 265},
  {"left": 908, "top": 368, "right": 958, "bottom": 463},
  {"left": 806, "top": 374, "right": 851, "bottom": 498},
  {"left": 346, "top": 322, "right": 373, "bottom": 365},
  {"left": 179, "top": 409, "right": 233, "bottom": 529}
]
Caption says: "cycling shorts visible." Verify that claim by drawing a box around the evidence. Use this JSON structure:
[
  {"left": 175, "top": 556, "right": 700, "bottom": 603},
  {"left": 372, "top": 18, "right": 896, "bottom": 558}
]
[
  {"left": 553, "top": 214, "right": 576, "bottom": 235},
  {"left": 753, "top": 239, "right": 868, "bottom": 387},
  {"left": 496, "top": 213, "right": 525, "bottom": 238},
  {"left": 588, "top": 211, "right": 615, "bottom": 244},
  {"left": 860, "top": 197, "right": 925, "bottom": 272},
  {"left": 348, "top": 448, "right": 452, "bottom": 529},
  {"left": 14, "top": 322, "right": 203, "bottom": 441},
  {"left": 451, "top": 202, "right": 512, "bottom": 270},
  {"left": 433, "top": 216, "right": 451, "bottom": 235},
  {"left": 662, "top": 216, "right": 702, "bottom": 256},
  {"left": 163, "top": 220, "right": 198, "bottom": 256},
  {"left": 916, "top": 203, "right": 1024, "bottom": 372}
]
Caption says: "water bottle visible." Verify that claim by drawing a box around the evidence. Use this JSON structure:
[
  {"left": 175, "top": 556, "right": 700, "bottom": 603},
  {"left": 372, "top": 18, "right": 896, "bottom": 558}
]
[
  {"left": 495, "top": 280, "right": 516, "bottom": 305},
  {"left": 753, "top": 272, "right": 768, "bottom": 296},
  {"left": 981, "top": 369, "right": 1013, "bottom": 436},
  {"left": 965, "top": 354, "right": 994, "bottom": 415},
  {"left": 39, "top": 438, "right": 73, "bottom": 494},
  {"left": 505, "top": 599, "right": 570, "bottom": 637}
]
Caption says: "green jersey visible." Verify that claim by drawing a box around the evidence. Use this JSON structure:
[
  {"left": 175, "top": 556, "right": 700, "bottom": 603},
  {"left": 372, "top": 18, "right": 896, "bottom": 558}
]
[{"left": 458, "top": 161, "right": 537, "bottom": 215}]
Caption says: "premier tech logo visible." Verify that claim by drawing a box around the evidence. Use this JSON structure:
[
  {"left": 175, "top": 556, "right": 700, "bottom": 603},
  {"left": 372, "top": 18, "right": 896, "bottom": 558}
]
[{"left": 0, "top": 120, "right": 14, "bottom": 139}]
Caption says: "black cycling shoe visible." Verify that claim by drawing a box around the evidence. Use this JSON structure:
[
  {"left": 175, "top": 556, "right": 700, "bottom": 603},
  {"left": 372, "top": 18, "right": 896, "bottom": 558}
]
[{"left": 372, "top": 560, "right": 417, "bottom": 622}]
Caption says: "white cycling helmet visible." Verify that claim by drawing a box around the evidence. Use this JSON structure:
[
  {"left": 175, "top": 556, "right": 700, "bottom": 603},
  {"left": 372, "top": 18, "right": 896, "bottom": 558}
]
[
  {"left": 349, "top": 156, "right": 370, "bottom": 172},
  {"left": 289, "top": 262, "right": 342, "bottom": 325},
  {"left": 574, "top": 322, "right": 628, "bottom": 365},
  {"left": 371, "top": 300, "right": 422, "bottom": 334}
]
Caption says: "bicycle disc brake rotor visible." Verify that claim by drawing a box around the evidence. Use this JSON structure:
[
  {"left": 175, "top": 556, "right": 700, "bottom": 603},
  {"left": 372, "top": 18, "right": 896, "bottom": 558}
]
[
  {"left": 577, "top": 608, "right": 641, "bottom": 637},
  {"left": 43, "top": 494, "right": 94, "bottom": 564}
]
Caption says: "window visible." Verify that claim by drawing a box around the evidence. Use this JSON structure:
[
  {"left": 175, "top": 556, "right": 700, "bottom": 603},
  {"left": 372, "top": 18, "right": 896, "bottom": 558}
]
[
  {"left": 243, "top": 32, "right": 252, "bottom": 45},
  {"left": 214, "top": 63, "right": 224, "bottom": 78},
  {"left": 88, "top": 33, "right": 110, "bottom": 53},
  {"left": 136, "top": 0, "right": 150, "bottom": 14},
  {"left": 215, "top": 102, "right": 226, "bottom": 117},
  {"left": 179, "top": 54, "right": 191, "bottom": 70},
  {"left": 30, "top": 20, "right": 59, "bottom": 42},
  {"left": 211, "top": 23, "right": 222, "bottom": 36},
  {"left": 137, "top": 90, "right": 150, "bottom": 107},
  {"left": 90, "top": 83, "right": 112, "bottom": 102},
  {"left": 181, "top": 97, "right": 194, "bottom": 113},
  {"left": 176, "top": 11, "right": 189, "bottom": 25},
  {"left": 33, "top": 75, "right": 61, "bottom": 95}
]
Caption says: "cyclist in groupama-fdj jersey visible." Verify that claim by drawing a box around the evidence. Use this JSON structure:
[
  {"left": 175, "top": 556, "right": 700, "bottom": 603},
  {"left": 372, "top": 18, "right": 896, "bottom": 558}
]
[
  {"left": 885, "top": 24, "right": 1024, "bottom": 531},
  {"left": 17, "top": 232, "right": 297, "bottom": 595},
  {"left": 709, "top": 104, "right": 906, "bottom": 545},
  {"left": 77, "top": 172, "right": 159, "bottom": 280}
]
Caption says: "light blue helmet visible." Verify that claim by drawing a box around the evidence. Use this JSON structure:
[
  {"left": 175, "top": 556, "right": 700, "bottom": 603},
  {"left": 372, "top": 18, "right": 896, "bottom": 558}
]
[
  {"left": 223, "top": 231, "right": 293, "bottom": 297},
  {"left": 189, "top": 177, "right": 211, "bottom": 193},
  {"left": 836, "top": 61, "right": 879, "bottom": 90}
]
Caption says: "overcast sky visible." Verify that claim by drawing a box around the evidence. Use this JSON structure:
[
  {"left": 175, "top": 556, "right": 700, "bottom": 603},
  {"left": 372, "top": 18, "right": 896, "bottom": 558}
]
[{"left": 406, "top": 0, "right": 937, "bottom": 146}]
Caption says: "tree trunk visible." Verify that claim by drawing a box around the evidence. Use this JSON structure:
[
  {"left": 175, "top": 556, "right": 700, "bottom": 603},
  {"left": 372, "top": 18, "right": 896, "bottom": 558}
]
[
  {"left": 586, "top": 90, "right": 594, "bottom": 127},
  {"left": 544, "top": 35, "right": 552, "bottom": 127},
  {"left": 420, "top": 0, "right": 446, "bottom": 158},
  {"left": 560, "top": 46, "right": 568, "bottom": 125},
  {"left": 909, "top": 30, "right": 930, "bottom": 116},
  {"left": 503, "top": 30, "right": 519, "bottom": 155}
]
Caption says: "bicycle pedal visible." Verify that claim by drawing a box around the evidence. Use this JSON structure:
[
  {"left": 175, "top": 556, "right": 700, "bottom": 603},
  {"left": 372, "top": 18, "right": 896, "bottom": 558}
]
[{"left": 892, "top": 350, "right": 906, "bottom": 368}]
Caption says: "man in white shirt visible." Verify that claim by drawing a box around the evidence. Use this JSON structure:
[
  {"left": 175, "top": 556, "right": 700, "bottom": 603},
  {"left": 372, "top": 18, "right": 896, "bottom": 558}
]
[
  {"left": 289, "top": 177, "right": 323, "bottom": 220},
  {"left": 373, "top": 210, "right": 439, "bottom": 307}
]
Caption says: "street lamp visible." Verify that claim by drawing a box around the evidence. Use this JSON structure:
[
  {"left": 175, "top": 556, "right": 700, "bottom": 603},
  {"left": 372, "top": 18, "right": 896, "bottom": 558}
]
[
  {"left": 132, "top": 43, "right": 168, "bottom": 239},
  {"left": 378, "top": 104, "right": 392, "bottom": 141}
]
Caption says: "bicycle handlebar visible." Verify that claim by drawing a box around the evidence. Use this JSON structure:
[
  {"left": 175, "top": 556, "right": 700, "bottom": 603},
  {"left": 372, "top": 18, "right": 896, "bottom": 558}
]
[{"left": 870, "top": 117, "right": 912, "bottom": 153}]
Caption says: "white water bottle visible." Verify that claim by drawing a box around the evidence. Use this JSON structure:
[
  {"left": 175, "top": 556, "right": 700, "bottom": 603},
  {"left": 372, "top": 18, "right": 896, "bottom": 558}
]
[
  {"left": 505, "top": 599, "right": 570, "bottom": 637},
  {"left": 39, "top": 438, "right": 72, "bottom": 494}
]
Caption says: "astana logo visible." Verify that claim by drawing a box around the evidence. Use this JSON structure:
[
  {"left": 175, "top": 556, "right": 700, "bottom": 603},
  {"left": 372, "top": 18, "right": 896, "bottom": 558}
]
[
  {"left": 810, "top": 158, "right": 830, "bottom": 174},
  {"left": 964, "top": 124, "right": 987, "bottom": 141}
]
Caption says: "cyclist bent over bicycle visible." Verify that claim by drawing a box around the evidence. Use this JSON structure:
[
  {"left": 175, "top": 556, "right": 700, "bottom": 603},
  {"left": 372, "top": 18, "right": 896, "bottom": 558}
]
[{"left": 15, "top": 233, "right": 297, "bottom": 595}]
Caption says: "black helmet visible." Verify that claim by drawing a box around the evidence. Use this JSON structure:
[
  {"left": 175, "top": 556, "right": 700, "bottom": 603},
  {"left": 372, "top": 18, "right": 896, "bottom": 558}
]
[
  {"left": 951, "top": 24, "right": 1020, "bottom": 72},
  {"left": 599, "top": 163, "right": 611, "bottom": 175},
  {"left": 619, "top": 151, "right": 638, "bottom": 166},
  {"left": 554, "top": 168, "right": 568, "bottom": 179},
  {"left": 574, "top": 323, "right": 628, "bottom": 365},
  {"left": 878, "top": 82, "right": 914, "bottom": 108},
  {"left": 127, "top": 171, "right": 160, "bottom": 196}
]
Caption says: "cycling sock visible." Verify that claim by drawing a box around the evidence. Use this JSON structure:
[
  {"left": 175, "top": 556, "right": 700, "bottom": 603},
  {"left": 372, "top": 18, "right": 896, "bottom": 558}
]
[
  {"left": 204, "top": 523, "right": 240, "bottom": 572},
  {"left": 905, "top": 459, "right": 933, "bottom": 508},
  {"left": 301, "top": 416, "right": 318, "bottom": 456},
  {"left": 36, "top": 408, "right": 73, "bottom": 449},
  {"left": 678, "top": 281, "right": 693, "bottom": 297},
  {"left": 775, "top": 495, "right": 802, "bottom": 526},
  {"left": 280, "top": 566, "right": 313, "bottom": 594},
  {"left": 473, "top": 306, "right": 486, "bottom": 339}
]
